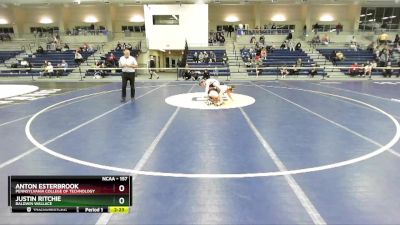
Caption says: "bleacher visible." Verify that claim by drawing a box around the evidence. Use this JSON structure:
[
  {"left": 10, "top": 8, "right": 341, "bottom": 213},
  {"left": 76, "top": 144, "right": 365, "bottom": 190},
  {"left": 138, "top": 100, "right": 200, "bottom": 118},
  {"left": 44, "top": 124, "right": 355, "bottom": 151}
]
[
  {"left": 317, "top": 49, "right": 384, "bottom": 76},
  {"left": 186, "top": 50, "right": 230, "bottom": 77},
  {"left": 0, "top": 51, "right": 22, "bottom": 63},
  {"left": 0, "top": 50, "right": 96, "bottom": 77},
  {"left": 243, "top": 49, "right": 327, "bottom": 76},
  {"left": 85, "top": 49, "right": 140, "bottom": 77},
  {"left": 0, "top": 51, "right": 33, "bottom": 77}
]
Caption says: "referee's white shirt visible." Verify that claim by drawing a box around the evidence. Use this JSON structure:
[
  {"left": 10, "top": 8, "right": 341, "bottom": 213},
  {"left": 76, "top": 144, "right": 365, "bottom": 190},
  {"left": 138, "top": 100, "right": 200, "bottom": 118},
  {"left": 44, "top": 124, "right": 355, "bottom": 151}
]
[{"left": 119, "top": 55, "right": 137, "bottom": 73}]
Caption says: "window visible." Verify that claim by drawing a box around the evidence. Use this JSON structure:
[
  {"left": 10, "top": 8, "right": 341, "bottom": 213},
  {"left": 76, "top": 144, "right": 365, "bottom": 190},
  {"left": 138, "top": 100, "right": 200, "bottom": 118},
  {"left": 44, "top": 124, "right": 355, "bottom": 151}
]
[
  {"left": 121, "top": 25, "right": 145, "bottom": 32},
  {"left": 30, "top": 27, "right": 59, "bottom": 34},
  {"left": 0, "top": 27, "right": 14, "bottom": 34},
  {"left": 359, "top": 7, "right": 400, "bottom": 31},
  {"left": 152, "top": 15, "right": 179, "bottom": 25}
]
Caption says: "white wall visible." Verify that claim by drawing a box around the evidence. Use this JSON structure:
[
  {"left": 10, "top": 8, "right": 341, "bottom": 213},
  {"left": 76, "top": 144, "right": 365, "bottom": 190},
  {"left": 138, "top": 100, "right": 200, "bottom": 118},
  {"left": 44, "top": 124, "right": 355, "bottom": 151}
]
[{"left": 144, "top": 4, "right": 208, "bottom": 50}]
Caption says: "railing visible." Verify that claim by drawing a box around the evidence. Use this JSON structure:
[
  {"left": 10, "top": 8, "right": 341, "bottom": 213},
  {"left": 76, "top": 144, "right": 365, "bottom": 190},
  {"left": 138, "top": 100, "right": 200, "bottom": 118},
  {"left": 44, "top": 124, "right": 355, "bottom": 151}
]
[
  {"left": 237, "top": 29, "right": 293, "bottom": 36},
  {"left": 0, "top": 66, "right": 399, "bottom": 81}
]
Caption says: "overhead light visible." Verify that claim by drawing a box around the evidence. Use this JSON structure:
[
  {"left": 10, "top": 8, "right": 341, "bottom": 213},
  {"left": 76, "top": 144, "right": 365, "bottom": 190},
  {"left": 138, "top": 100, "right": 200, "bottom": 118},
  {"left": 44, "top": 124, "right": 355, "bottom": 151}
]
[
  {"left": 368, "top": 19, "right": 376, "bottom": 22},
  {"left": 382, "top": 17, "right": 389, "bottom": 20},
  {"left": 390, "top": 15, "right": 397, "bottom": 18},
  {"left": 172, "top": 15, "right": 178, "bottom": 20},
  {"left": 0, "top": 18, "right": 8, "bottom": 24},
  {"left": 366, "top": 13, "right": 373, "bottom": 16},
  {"left": 271, "top": 14, "right": 286, "bottom": 21},
  {"left": 130, "top": 15, "right": 144, "bottom": 23},
  {"left": 320, "top": 14, "right": 334, "bottom": 22},
  {"left": 224, "top": 16, "right": 239, "bottom": 22},
  {"left": 360, "top": 14, "right": 365, "bottom": 17},
  {"left": 40, "top": 17, "right": 53, "bottom": 24},
  {"left": 84, "top": 16, "right": 98, "bottom": 23},
  {"left": 330, "top": 29, "right": 336, "bottom": 32}
]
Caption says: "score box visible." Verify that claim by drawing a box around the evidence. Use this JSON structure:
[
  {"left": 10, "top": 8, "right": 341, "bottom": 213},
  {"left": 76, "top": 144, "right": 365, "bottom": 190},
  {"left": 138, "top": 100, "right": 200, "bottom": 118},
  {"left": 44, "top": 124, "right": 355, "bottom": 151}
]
[{"left": 8, "top": 176, "right": 132, "bottom": 213}]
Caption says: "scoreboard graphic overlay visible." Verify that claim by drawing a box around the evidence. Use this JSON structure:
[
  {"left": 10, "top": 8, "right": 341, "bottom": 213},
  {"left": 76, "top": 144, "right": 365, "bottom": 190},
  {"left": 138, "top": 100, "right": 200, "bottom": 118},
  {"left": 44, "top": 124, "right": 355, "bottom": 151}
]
[{"left": 8, "top": 176, "right": 132, "bottom": 213}]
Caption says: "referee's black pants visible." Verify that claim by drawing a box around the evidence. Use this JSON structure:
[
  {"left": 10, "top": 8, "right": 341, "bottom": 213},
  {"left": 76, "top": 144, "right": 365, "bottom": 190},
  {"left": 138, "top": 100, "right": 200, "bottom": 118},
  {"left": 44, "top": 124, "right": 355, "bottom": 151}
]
[{"left": 121, "top": 72, "right": 135, "bottom": 99}]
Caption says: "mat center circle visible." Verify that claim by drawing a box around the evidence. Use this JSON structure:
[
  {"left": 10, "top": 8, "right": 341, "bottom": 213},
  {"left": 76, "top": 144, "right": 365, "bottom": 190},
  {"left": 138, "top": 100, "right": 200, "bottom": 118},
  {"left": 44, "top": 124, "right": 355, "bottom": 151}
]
[{"left": 165, "top": 92, "right": 256, "bottom": 110}]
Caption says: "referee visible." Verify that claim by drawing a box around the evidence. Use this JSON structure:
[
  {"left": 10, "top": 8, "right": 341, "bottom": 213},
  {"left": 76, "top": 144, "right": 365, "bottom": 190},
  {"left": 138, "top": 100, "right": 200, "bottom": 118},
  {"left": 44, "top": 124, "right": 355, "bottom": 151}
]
[{"left": 119, "top": 49, "right": 138, "bottom": 102}]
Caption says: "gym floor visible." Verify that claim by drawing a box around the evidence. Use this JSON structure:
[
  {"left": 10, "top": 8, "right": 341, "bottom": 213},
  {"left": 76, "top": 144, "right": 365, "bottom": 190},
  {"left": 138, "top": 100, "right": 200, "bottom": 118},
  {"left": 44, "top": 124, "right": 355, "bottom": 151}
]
[{"left": 0, "top": 80, "right": 400, "bottom": 225}]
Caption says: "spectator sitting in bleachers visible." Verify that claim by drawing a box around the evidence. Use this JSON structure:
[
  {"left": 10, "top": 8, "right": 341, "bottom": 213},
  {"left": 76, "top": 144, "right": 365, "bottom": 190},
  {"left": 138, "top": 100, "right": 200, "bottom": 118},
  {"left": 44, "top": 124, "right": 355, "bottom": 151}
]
[
  {"left": 280, "top": 40, "right": 287, "bottom": 49},
  {"left": 371, "top": 60, "right": 377, "bottom": 71},
  {"left": 44, "top": 62, "right": 54, "bottom": 78},
  {"left": 288, "top": 40, "right": 295, "bottom": 51},
  {"left": 296, "top": 58, "right": 302, "bottom": 67},
  {"left": 222, "top": 53, "right": 228, "bottom": 65},
  {"left": 261, "top": 48, "right": 267, "bottom": 60},
  {"left": 56, "top": 60, "right": 68, "bottom": 78},
  {"left": 63, "top": 43, "right": 70, "bottom": 51},
  {"left": 311, "top": 35, "right": 321, "bottom": 45},
  {"left": 116, "top": 42, "right": 122, "bottom": 51},
  {"left": 37, "top": 46, "right": 44, "bottom": 54},
  {"left": 280, "top": 65, "right": 289, "bottom": 78},
  {"left": 286, "top": 31, "right": 293, "bottom": 40},
  {"left": 199, "top": 52, "right": 204, "bottom": 63},
  {"left": 183, "top": 66, "right": 193, "bottom": 80},
  {"left": 215, "top": 32, "right": 225, "bottom": 45},
  {"left": 350, "top": 42, "right": 358, "bottom": 51},
  {"left": 82, "top": 43, "right": 93, "bottom": 52},
  {"left": 364, "top": 62, "right": 372, "bottom": 78},
  {"left": 250, "top": 36, "right": 256, "bottom": 44},
  {"left": 193, "top": 51, "right": 198, "bottom": 63},
  {"left": 20, "top": 59, "right": 29, "bottom": 68},
  {"left": 383, "top": 62, "right": 393, "bottom": 78},
  {"left": 107, "top": 53, "right": 118, "bottom": 67},
  {"left": 379, "top": 49, "right": 390, "bottom": 67},
  {"left": 349, "top": 62, "right": 359, "bottom": 77},
  {"left": 92, "top": 60, "right": 106, "bottom": 79},
  {"left": 55, "top": 43, "right": 62, "bottom": 52},
  {"left": 126, "top": 43, "right": 133, "bottom": 51},
  {"left": 74, "top": 50, "right": 83, "bottom": 65},
  {"left": 203, "top": 69, "right": 210, "bottom": 80},
  {"left": 287, "top": 65, "right": 298, "bottom": 76},
  {"left": 210, "top": 51, "right": 217, "bottom": 63},
  {"left": 295, "top": 42, "right": 302, "bottom": 51},
  {"left": 336, "top": 51, "right": 344, "bottom": 61},
  {"left": 309, "top": 65, "right": 318, "bottom": 78},
  {"left": 266, "top": 45, "right": 275, "bottom": 53},
  {"left": 322, "top": 34, "right": 330, "bottom": 45},
  {"left": 203, "top": 51, "right": 209, "bottom": 63},
  {"left": 259, "top": 36, "right": 265, "bottom": 45}
]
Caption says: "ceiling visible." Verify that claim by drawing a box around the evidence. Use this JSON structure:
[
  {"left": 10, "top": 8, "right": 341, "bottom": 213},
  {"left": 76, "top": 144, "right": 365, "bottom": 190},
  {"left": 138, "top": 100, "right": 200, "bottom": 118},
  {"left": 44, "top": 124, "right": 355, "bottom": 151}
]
[{"left": 0, "top": 0, "right": 399, "bottom": 6}]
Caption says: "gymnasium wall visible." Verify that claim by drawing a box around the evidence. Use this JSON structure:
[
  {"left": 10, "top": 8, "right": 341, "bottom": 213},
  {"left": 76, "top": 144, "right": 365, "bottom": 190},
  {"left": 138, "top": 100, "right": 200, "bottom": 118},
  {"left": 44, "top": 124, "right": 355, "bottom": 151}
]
[
  {"left": 0, "top": 2, "right": 366, "bottom": 45},
  {"left": 208, "top": 3, "right": 361, "bottom": 33},
  {"left": 144, "top": 4, "right": 209, "bottom": 50}
]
